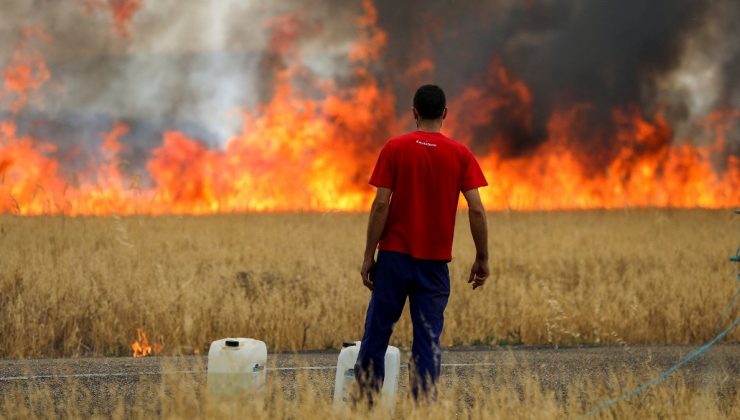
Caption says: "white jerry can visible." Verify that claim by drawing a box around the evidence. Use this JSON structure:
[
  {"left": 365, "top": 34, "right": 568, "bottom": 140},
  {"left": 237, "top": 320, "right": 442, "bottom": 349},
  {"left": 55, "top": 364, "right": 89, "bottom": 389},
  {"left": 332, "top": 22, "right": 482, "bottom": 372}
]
[
  {"left": 332, "top": 341, "right": 400, "bottom": 410},
  {"left": 207, "top": 338, "right": 267, "bottom": 396}
]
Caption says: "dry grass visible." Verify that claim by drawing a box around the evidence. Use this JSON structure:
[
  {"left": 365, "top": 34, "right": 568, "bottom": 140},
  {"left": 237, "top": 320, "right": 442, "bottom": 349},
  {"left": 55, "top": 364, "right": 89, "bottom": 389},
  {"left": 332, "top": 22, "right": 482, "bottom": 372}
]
[
  {"left": 0, "top": 210, "right": 738, "bottom": 358},
  {"left": 1, "top": 360, "right": 738, "bottom": 419}
]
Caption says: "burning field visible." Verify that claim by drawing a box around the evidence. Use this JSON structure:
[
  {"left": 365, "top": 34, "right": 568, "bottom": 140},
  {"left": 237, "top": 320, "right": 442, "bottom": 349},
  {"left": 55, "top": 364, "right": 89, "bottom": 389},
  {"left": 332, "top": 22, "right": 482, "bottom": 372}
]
[
  {"left": 1, "top": 1, "right": 739, "bottom": 417},
  {"left": 0, "top": 0, "right": 738, "bottom": 214}
]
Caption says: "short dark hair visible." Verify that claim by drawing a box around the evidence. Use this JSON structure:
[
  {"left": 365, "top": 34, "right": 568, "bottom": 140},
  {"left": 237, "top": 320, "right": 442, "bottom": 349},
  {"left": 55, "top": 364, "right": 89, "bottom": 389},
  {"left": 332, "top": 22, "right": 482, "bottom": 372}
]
[{"left": 413, "top": 85, "right": 446, "bottom": 120}]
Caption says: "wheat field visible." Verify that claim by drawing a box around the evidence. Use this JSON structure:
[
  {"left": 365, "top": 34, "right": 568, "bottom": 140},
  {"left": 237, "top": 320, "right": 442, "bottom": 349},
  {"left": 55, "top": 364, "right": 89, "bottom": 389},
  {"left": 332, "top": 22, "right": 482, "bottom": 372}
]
[{"left": 0, "top": 210, "right": 738, "bottom": 358}]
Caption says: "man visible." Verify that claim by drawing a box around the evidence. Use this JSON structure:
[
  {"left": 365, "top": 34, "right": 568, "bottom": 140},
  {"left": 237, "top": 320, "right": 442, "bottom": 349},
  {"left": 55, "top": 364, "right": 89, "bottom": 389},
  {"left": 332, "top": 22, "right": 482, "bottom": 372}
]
[{"left": 355, "top": 84, "right": 490, "bottom": 401}]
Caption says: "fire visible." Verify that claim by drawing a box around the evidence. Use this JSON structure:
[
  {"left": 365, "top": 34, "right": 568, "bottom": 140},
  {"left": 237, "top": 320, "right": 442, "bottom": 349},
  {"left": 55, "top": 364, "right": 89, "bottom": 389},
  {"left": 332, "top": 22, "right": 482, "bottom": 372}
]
[
  {"left": 467, "top": 102, "right": 739, "bottom": 209},
  {"left": 0, "top": 2, "right": 738, "bottom": 215},
  {"left": 1, "top": 27, "right": 50, "bottom": 113},
  {"left": 131, "top": 328, "right": 162, "bottom": 358},
  {"left": 79, "top": 0, "right": 144, "bottom": 38}
]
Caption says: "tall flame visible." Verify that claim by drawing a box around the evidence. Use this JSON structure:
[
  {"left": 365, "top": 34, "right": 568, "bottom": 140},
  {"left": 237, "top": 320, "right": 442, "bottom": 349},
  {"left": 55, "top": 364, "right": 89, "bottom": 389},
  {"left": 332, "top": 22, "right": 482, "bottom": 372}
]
[{"left": 0, "top": 2, "right": 738, "bottom": 215}]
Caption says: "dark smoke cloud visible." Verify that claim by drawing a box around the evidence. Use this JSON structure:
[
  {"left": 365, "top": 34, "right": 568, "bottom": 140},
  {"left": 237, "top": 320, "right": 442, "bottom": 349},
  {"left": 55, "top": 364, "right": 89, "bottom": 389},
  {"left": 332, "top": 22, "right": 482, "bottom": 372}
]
[{"left": 373, "top": 0, "right": 739, "bottom": 159}]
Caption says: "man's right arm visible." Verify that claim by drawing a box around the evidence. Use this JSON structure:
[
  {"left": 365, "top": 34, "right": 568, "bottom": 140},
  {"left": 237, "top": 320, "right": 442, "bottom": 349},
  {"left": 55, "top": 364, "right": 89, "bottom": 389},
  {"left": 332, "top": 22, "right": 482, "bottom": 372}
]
[{"left": 462, "top": 188, "right": 489, "bottom": 289}]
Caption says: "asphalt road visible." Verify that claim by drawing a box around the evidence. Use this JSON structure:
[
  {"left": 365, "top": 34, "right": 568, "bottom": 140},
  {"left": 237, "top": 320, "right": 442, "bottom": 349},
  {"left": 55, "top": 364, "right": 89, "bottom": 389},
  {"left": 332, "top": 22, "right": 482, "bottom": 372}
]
[{"left": 1, "top": 345, "right": 738, "bottom": 415}]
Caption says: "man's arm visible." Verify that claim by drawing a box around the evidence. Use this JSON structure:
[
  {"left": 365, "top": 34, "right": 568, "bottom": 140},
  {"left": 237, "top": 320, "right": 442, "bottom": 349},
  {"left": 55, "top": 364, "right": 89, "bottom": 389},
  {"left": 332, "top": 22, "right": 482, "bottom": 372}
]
[
  {"left": 361, "top": 187, "right": 393, "bottom": 291},
  {"left": 462, "top": 188, "right": 489, "bottom": 289}
]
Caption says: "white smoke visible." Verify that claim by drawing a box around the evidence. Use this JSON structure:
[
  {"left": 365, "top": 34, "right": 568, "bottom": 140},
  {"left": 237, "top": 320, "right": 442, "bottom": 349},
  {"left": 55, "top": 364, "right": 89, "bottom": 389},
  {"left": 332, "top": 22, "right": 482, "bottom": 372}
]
[{"left": 652, "top": 0, "right": 740, "bottom": 145}]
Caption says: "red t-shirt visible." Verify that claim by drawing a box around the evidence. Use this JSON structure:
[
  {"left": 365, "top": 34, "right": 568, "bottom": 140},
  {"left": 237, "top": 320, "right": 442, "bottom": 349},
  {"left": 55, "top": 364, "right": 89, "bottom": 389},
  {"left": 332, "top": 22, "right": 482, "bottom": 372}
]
[{"left": 369, "top": 130, "right": 488, "bottom": 261}]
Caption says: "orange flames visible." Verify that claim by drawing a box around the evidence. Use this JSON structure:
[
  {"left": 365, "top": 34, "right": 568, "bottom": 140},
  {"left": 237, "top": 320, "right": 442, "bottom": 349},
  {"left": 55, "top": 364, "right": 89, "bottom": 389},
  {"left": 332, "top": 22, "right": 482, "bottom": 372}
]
[
  {"left": 131, "top": 328, "right": 162, "bottom": 358},
  {"left": 1, "top": 27, "right": 50, "bottom": 113},
  {"left": 0, "top": 2, "right": 738, "bottom": 215},
  {"left": 79, "top": 0, "right": 144, "bottom": 38},
  {"left": 472, "top": 106, "right": 739, "bottom": 209}
]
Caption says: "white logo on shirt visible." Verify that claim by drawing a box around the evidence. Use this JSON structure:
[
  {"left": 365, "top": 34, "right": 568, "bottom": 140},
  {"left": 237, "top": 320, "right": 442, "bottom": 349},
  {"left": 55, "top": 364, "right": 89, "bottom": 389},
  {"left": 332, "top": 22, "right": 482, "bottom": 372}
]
[{"left": 416, "top": 140, "right": 437, "bottom": 147}]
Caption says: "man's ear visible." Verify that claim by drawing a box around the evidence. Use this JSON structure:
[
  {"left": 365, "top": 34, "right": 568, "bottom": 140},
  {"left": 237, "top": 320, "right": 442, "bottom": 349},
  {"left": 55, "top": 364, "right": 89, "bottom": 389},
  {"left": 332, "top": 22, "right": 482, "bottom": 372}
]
[
  {"left": 412, "top": 107, "right": 419, "bottom": 121},
  {"left": 442, "top": 107, "right": 448, "bottom": 120}
]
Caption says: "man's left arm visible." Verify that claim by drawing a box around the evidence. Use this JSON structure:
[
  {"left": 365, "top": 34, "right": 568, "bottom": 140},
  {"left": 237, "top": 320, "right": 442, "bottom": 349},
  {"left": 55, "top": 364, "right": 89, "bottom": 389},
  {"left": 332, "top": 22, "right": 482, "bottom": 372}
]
[{"left": 361, "top": 187, "right": 392, "bottom": 291}]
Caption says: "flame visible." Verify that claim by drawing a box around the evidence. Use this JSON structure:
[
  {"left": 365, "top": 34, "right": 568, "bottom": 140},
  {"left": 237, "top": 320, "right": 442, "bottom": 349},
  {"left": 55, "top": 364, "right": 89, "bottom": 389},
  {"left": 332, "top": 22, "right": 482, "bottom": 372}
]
[
  {"left": 1, "top": 27, "right": 50, "bottom": 113},
  {"left": 131, "top": 328, "right": 162, "bottom": 358},
  {"left": 0, "top": 2, "right": 738, "bottom": 215},
  {"left": 79, "top": 0, "right": 144, "bottom": 38}
]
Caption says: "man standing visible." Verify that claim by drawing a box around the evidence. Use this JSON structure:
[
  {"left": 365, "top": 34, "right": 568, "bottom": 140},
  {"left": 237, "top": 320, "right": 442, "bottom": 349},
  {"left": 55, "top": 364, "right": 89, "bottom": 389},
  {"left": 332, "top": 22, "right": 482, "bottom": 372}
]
[{"left": 356, "top": 85, "right": 490, "bottom": 401}]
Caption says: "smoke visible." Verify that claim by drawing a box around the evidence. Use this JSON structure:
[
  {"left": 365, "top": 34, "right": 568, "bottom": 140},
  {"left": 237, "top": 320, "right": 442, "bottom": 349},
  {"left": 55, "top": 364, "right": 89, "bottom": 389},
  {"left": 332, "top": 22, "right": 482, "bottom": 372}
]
[
  {"left": 0, "top": 0, "right": 738, "bottom": 166},
  {"left": 371, "top": 0, "right": 740, "bottom": 159},
  {"left": 0, "top": 0, "right": 366, "bottom": 175},
  {"left": 1, "top": 0, "right": 267, "bottom": 144}
]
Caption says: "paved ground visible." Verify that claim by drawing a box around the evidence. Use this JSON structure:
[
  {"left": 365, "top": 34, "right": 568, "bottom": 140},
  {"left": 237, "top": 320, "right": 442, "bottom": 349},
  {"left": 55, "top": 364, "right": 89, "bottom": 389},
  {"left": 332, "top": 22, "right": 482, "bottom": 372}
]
[{"left": 1, "top": 345, "right": 738, "bottom": 414}]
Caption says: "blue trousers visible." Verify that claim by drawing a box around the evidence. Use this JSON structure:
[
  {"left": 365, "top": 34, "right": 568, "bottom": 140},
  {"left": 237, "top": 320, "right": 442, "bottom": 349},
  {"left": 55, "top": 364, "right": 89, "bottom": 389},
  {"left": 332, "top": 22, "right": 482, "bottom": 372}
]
[{"left": 355, "top": 250, "right": 450, "bottom": 400}]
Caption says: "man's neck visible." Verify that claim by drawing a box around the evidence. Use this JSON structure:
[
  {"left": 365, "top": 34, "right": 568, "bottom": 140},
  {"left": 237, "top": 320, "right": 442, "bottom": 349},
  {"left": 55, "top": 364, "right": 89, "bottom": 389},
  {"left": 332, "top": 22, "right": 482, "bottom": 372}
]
[{"left": 416, "top": 119, "right": 443, "bottom": 133}]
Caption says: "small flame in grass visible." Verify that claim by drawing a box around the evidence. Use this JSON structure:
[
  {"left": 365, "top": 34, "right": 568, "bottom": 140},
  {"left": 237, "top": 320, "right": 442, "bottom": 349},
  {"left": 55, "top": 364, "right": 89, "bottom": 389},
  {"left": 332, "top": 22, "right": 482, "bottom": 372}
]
[{"left": 131, "top": 328, "right": 162, "bottom": 358}]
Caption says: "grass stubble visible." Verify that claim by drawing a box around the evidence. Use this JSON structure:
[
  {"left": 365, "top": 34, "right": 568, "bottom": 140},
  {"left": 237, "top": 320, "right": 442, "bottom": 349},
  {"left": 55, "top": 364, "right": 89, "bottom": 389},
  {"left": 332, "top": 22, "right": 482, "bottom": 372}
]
[
  {"left": 0, "top": 209, "right": 738, "bottom": 418},
  {"left": 1, "top": 356, "right": 738, "bottom": 419}
]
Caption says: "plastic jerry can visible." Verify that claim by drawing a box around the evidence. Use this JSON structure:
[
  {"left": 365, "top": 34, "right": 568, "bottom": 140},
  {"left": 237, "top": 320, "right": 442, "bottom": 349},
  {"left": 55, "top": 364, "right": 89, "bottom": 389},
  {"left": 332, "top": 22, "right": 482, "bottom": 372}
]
[
  {"left": 332, "top": 341, "right": 400, "bottom": 410},
  {"left": 207, "top": 338, "right": 267, "bottom": 396}
]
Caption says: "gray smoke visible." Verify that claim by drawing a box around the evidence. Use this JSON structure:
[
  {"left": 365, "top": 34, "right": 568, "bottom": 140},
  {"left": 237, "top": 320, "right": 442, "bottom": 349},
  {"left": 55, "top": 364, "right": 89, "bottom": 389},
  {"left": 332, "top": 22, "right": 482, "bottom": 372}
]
[{"left": 0, "top": 0, "right": 364, "bottom": 173}]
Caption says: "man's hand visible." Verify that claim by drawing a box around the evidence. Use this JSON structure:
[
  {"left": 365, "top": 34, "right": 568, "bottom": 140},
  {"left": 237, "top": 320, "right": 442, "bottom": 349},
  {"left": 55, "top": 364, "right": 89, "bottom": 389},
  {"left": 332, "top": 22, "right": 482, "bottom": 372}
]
[
  {"left": 468, "top": 258, "right": 489, "bottom": 290},
  {"left": 361, "top": 187, "right": 391, "bottom": 292},
  {"left": 462, "top": 188, "right": 489, "bottom": 290},
  {"left": 361, "top": 256, "right": 376, "bottom": 291}
]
